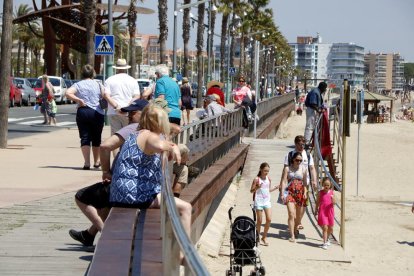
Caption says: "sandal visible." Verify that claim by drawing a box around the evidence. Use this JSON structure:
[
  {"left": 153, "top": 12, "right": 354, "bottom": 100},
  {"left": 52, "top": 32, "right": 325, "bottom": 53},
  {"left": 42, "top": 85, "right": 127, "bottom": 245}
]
[
  {"left": 289, "top": 238, "right": 296, "bottom": 243},
  {"left": 261, "top": 238, "right": 269, "bottom": 246},
  {"left": 83, "top": 165, "right": 90, "bottom": 170},
  {"left": 297, "top": 224, "right": 304, "bottom": 230},
  {"left": 93, "top": 163, "right": 101, "bottom": 168}
]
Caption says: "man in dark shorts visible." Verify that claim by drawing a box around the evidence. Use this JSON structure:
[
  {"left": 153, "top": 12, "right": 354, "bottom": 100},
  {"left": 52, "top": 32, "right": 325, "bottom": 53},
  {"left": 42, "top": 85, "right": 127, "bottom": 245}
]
[{"left": 69, "top": 99, "right": 148, "bottom": 246}]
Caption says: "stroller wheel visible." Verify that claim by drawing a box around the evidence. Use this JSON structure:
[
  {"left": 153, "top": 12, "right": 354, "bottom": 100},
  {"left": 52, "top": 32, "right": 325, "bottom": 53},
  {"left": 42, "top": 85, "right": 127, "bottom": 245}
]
[
  {"left": 226, "top": 269, "right": 234, "bottom": 276},
  {"left": 259, "top": 266, "right": 266, "bottom": 275}
]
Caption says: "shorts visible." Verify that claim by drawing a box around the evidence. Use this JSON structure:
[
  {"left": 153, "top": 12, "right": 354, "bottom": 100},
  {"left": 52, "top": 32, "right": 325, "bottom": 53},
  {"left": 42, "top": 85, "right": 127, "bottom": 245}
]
[
  {"left": 110, "top": 193, "right": 158, "bottom": 209},
  {"left": 75, "top": 182, "right": 110, "bottom": 209},
  {"left": 48, "top": 112, "right": 56, "bottom": 118},
  {"left": 169, "top": 117, "right": 181, "bottom": 125},
  {"left": 255, "top": 202, "right": 271, "bottom": 210}
]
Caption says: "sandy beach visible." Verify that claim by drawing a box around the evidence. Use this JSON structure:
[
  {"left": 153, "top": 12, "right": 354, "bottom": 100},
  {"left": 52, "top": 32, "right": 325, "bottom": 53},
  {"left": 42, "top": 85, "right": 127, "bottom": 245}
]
[{"left": 203, "top": 98, "right": 414, "bottom": 275}]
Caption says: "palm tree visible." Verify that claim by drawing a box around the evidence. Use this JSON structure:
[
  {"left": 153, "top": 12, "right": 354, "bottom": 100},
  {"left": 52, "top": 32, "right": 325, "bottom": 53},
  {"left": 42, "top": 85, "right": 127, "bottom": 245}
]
[
  {"left": 158, "top": 0, "right": 168, "bottom": 65},
  {"left": 0, "top": 0, "right": 13, "bottom": 147},
  {"left": 112, "top": 21, "right": 127, "bottom": 61},
  {"left": 83, "top": 0, "right": 96, "bottom": 66},
  {"left": 27, "top": 26, "right": 44, "bottom": 77},
  {"left": 128, "top": 0, "right": 144, "bottom": 78},
  {"left": 182, "top": 0, "right": 191, "bottom": 79},
  {"left": 14, "top": 4, "right": 33, "bottom": 77},
  {"left": 217, "top": 0, "right": 232, "bottom": 83},
  {"left": 195, "top": 2, "right": 205, "bottom": 107}
]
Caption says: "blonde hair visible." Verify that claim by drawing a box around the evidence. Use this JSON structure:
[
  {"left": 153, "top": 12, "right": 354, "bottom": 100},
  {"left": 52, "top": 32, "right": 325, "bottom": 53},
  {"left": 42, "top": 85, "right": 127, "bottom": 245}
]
[
  {"left": 42, "top": 74, "right": 48, "bottom": 81},
  {"left": 139, "top": 104, "right": 170, "bottom": 135},
  {"left": 177, "top": 144, "right": 189, "bottom": 156}
]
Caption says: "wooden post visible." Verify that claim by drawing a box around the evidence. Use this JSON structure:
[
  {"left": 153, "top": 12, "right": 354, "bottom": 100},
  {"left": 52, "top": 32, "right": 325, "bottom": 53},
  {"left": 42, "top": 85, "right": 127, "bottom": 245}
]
[{"left": 340, "top": 79, "right": 349, "bottom": 249}]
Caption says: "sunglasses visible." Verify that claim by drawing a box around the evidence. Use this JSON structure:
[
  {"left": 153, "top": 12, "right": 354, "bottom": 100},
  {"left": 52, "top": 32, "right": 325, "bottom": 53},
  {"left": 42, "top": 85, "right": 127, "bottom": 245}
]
[{"left": 294, "top": 159, "right": 303, "bottom": 163}]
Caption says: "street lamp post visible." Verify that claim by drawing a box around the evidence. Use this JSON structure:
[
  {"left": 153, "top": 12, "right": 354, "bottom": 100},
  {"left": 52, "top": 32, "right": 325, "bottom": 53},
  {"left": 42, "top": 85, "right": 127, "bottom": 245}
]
[
  {"left": 173, "top": 0, "right": 210, "bottom": 78},
  {"left": 105, "top": 0, "right": 114, "bottom": 78},
  {"left": 253, "top": 40, "right": 260, "bottom": 139}
]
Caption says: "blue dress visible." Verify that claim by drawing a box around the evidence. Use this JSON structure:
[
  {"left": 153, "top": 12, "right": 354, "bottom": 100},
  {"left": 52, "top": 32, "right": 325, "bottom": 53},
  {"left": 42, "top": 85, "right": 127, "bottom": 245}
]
[{"left": 109, "top": 132, "right": 162, "bottom": 208}]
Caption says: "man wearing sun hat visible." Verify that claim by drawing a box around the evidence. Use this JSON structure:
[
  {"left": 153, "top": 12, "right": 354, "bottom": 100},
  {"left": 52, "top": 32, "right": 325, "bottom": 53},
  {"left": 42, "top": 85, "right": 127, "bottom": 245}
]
[
  {"left": 104, "top": 58, "right": 141, "bottom": 136},
  {"left": 206, "top": 80, "right": 225, "bottom": 106}
]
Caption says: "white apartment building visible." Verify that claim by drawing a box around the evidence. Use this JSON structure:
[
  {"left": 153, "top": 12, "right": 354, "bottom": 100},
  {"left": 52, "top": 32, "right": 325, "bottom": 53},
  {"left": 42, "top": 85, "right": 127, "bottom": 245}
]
[{"left": 290, "top": 34, "right": 365, "bottom": 89}]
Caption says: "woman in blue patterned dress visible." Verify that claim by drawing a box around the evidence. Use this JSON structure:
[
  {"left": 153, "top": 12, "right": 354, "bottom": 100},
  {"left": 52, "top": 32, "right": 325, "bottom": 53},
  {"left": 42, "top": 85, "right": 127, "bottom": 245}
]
[{"left": 109, "top": 104, "right": 192, "bottom": 241}]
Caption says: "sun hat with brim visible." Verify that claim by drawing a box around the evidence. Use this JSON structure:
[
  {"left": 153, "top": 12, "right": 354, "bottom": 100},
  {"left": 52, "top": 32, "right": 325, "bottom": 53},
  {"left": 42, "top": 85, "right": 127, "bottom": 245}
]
[
  {"left": 152, "top": 98, "right": 172, "bottom": 113},
  {"left": 113, "top": 58, "right": 131, "bottom": 69},
  {"left": 207, "top": 80, "right": 224, "bottom": 90},
  {"left": 121, "top": 99, "right": 149, "bottom": 112}
]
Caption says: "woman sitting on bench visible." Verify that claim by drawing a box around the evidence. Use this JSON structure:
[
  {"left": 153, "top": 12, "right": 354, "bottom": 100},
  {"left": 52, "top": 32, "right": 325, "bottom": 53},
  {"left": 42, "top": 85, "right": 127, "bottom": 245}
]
[{"left": 109, "top": 104, "right": 192, "bottom": 259}]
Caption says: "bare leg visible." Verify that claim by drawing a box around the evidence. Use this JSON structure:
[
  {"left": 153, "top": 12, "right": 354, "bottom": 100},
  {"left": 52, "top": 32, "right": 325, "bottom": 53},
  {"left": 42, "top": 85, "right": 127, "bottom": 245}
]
[
  {"left": 172, "top": 182, "right": 183, "bottom": 197},
  {"left": 287, "top": 202, "right": 296, "bottom": 241},
  {"left": 256, "top": 209, "right": 263, "bottom": 237},
  {"left": 298, "top": 204, "right": 306, "bottom": 228},
  {"left": 327, "top": 225, "right": 333, "bottom": 240},
  {"left": 295, "top": 206, "right": 303, "bottom": 233},
  {"left": 322, "top": 225, "right": 328, "bottom": 243},
  {"left": 92, "top": 146, "right": 100, "bottom": 166},
  {"left": 81, "top": 145, "right": 91, "bottom": 167},
  {"left": 262, "top": 207, "right": 272, "bottom": 240},
  {"left": 75, "top": 198, "right": 105, "bottom": 231},
  {"left": 186, "top": 109, "right": 190, "bottom": 125}
]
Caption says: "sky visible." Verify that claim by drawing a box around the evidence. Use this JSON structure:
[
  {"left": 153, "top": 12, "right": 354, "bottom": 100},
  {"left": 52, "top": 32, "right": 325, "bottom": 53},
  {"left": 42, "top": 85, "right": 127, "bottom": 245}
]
[{"left": 7, "top": 0, "right": 414, "bottom": 62}]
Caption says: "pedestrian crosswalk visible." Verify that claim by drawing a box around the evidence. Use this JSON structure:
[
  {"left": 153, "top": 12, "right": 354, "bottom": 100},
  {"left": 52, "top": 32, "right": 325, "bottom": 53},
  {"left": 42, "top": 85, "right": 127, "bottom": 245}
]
[{"left": 8, "top": 114, "right": 77, "bottom": 127}]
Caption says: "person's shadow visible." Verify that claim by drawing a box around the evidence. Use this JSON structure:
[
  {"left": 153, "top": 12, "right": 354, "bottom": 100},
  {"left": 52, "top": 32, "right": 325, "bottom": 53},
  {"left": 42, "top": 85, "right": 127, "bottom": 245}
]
[{"left": 397, "top": 241, "right": 414, "bottom": 247}]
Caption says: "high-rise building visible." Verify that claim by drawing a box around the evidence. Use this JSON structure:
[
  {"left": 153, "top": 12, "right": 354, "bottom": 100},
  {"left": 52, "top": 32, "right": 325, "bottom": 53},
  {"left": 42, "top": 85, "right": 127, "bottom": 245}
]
[
  {"left": 364, "top": 53, "right": 404, "bottom": 92},
  {"left": 329, "top": 43, "right": 365, "bottom": 87},
  {"left": 290, "top": 34, "right": 364, "bottom": 89}
]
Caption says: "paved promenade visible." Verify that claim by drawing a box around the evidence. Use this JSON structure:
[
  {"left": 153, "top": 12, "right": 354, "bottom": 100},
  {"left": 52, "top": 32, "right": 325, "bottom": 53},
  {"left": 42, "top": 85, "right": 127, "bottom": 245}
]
[{"left": 201, "top": 138, "right": 349, "bottom": 275}]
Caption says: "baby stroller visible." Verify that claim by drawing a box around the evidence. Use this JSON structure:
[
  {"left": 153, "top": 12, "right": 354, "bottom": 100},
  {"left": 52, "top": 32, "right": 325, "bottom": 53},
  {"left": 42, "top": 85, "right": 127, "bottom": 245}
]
[{"left": 226, "top": 207, "right": 265, "bottom": 276}]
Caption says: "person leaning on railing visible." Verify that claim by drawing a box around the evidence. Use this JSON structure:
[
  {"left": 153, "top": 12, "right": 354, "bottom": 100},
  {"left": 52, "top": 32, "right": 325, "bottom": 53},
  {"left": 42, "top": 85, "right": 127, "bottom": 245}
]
[{"left": 109, "top": 104, "right": 192, "bottom": 262}]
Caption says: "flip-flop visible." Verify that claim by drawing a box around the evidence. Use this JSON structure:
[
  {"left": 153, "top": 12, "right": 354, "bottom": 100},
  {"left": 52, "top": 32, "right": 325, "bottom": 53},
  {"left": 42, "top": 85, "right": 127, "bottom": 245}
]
[
  {"left": 261, "top": 238, "right": 269, "bottom": 246},
  {"left": 289, "top": 238, "right": 296, "bottom": 243},
  {"left": 93, "top": 163, "right": 101, "bottom": 168},
  {"left": 297, "top": 224, "right": 304, "bottom": 230}
]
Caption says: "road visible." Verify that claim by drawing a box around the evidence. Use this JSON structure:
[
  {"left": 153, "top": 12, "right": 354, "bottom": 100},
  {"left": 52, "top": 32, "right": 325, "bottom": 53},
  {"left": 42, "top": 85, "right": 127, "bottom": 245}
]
[{"left": 7, "top": 104, "right": 78, "bottom": 140}]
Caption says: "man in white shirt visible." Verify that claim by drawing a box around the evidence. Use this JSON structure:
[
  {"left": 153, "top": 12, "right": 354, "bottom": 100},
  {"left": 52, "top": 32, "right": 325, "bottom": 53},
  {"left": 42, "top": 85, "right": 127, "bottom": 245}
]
[{"left": 104, "top": 58, "right": 141, "bottom": 135}]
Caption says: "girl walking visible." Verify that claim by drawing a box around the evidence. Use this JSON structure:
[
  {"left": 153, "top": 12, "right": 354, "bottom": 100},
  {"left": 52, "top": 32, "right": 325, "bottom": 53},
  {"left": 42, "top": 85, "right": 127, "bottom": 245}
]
[
  {"left": 315, "top": 177, "right": 336, "bottom": 249},
  {"left": 250, "top": 162, "right": 277, "bottom": 246}
]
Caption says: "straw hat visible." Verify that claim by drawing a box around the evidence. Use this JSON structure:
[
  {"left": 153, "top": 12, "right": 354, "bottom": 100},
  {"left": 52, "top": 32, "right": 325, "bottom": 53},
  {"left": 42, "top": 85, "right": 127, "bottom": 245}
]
[
  {"left": 182, "top": 77, "right": 189, "bottom": 83},
  {"left": 113, "top": 58, "right": 131, "bottom": 69},
  {"left": 207, "top": 80, "right": 224, "bottom": 90}
]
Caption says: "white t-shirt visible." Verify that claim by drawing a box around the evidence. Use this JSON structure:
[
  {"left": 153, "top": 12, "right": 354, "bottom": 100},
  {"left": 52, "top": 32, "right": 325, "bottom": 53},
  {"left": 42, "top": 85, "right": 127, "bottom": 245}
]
[{"left": 105, "top": 73, "right": 140, "bottom": 115}]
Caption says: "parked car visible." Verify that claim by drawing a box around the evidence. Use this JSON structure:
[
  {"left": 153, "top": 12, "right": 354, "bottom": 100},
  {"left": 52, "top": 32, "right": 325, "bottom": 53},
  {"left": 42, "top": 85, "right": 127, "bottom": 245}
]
[
  {"left": 136, "top": 78, "right": 152, "bottom": 94},
  {"left": 38, "top": 76, "right": 68, "bottom": 104},
  {"left": 26, "top": 77, "right": 38, "bottom": 87},
  {"left": 13, "top": 77, "right": 36, "bottom": 106},
  {"left": 9, "top": 77, "right": 23, "bottom": 107}
]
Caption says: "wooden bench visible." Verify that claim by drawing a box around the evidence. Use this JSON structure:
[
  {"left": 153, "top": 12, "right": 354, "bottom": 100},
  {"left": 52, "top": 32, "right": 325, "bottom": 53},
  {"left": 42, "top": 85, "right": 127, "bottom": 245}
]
[{"left": 88, "top": 208, "right": 162, "bottom": 276}]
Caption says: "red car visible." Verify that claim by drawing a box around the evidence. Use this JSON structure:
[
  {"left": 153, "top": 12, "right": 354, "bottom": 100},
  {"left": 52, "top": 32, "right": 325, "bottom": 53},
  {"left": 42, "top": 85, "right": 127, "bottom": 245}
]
[
  {"left": 9, "top": 77, "right": 23, "bottom": 107},
  {"left": 32, "top": 78, "right": 44, "bottom": 104}
]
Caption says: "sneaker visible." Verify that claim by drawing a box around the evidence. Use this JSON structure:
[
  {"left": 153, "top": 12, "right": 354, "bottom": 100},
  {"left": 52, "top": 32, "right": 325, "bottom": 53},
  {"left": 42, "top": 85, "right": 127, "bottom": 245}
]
[
  {"left": 326, "top": 239, "right": 331, "bottom": 246},
  {"left": 321, "top": 243, "right": 328, "bottom": 250},
  {"left": 69, "top": 229, "right": 95, "bottom": 246}
]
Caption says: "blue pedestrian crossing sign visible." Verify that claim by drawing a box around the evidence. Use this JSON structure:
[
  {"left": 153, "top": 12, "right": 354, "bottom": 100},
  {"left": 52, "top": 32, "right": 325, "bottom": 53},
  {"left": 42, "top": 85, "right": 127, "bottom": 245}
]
[
  {"left": 229, "top": 67, "right": 236, "bottom": 76},
  {"left": 95, "top": 35, "right": 114, "bottom": 55}
]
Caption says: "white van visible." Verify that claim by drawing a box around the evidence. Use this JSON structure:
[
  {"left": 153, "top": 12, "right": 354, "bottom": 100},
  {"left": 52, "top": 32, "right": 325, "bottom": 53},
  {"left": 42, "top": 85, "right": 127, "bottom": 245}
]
[{"left": 136, "top": 78, "right": 153, "bottom": 94}]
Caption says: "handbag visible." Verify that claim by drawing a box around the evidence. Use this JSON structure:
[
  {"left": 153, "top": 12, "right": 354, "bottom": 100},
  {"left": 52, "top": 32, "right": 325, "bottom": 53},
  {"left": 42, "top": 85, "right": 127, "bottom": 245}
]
[
  {"left": 97, "top": 82, "right": 108, "bottom": 109},
  {"left": 277, "top": 180, "right": 292, "bottom": 205}
]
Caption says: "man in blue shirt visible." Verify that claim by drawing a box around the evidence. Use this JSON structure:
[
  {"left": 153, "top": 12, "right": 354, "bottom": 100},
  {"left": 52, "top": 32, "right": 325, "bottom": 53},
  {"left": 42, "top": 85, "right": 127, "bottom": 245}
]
[
  {"left": 154, "top": 65, "right": 182, "bottom": 125},
  {"left": 304, "top": 82, "right": 327, "bottom": 144}
]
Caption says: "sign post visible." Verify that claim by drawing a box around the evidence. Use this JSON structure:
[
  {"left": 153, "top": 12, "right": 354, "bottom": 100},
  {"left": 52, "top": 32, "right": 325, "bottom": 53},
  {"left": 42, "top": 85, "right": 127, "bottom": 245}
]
[
  {"left": 95, "top": 35, "right": 115, "bottom": 126},
  {"left": 356, "top": 89, "right": 364, "bottom": 196}
]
